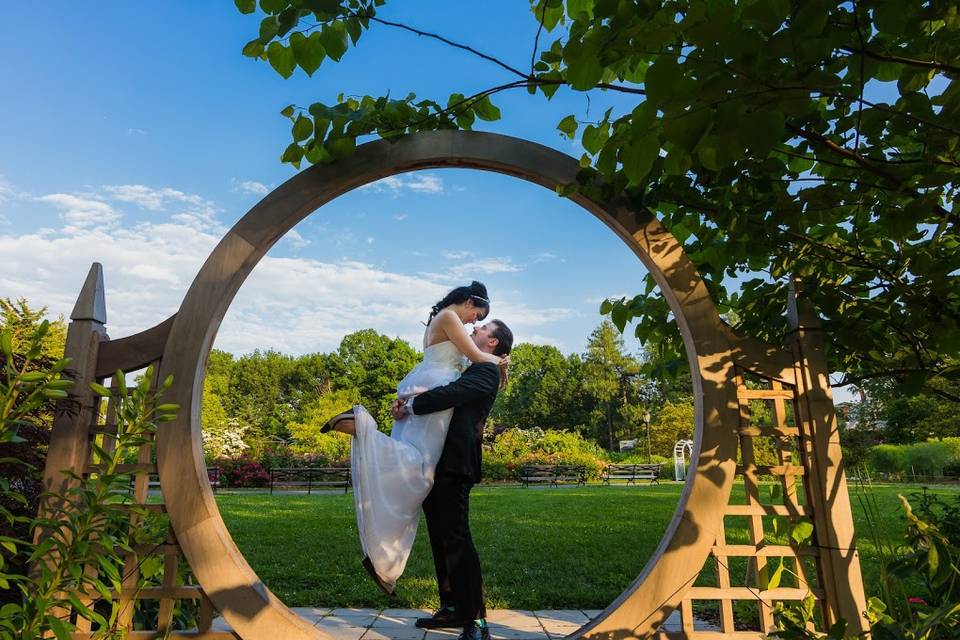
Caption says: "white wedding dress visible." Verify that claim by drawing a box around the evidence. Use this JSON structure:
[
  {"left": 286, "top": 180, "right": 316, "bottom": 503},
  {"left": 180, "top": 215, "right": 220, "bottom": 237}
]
[{"left": 350, "top": 339, "right": 467, "bottom": 590}]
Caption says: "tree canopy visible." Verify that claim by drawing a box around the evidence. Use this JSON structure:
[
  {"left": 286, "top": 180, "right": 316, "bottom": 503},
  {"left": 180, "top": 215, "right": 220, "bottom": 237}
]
[{"left": 236, "top": 0, "right": 960, "bottom": 401}]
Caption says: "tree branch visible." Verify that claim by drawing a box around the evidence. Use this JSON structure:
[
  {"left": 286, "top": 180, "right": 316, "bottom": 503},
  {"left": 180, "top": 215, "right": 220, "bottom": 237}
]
[
  {"left": 788, "top": 125, "right": 960, "bottom": 229},
  {"left": 531, "top": 2, "right": 546, "bottom": 76},
  {"left": 363, "top": 14, "right": 530, "bottom": 79},
  {"left": 839, "top": 45, "right": 960, "bottom": 75}
]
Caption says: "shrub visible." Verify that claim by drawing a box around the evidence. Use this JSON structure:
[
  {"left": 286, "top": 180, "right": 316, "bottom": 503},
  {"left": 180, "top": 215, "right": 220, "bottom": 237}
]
[
  {"left": 868, "top": 444, "right": 907, "bottom": 475},
  {"left": 865, "top": 440, "right": 960, "bottom": 478},
  {"left": 484, "top": 427, "right": 608, "bottom": 481},
  {"left": 216, "top": 455, "right": 271, "bottom": 488}
]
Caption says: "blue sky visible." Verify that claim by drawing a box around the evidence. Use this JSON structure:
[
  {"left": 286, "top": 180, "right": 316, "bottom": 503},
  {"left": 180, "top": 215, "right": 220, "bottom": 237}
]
[
  {"left": 0, "top": 2, "right": 652, "bottom": 354},
  {"left": 0, "top": 2, "right": 858, "bottom": 401}
]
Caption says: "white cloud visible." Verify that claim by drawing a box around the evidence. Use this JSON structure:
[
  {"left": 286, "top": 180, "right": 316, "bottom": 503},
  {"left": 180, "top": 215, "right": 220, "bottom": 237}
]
[
  {"left": 37, "top": 193, "right": 121, "bottom": 230},
  {"left": 283, "top": 229, "right": 310, "bottom": 249},
  {"left": 234, "top": 179, "right": 271, "bottom": 195},
  {"left": 532, "top": 251, "right": 560, "bottom": 263},
  {"left": 102, "top": 184, "right": 217, "bottom": 216},
  {"left": 450, "top": 257, "right": 522, "bottom": 278},
  {"left": 5, "top": 178, "right": 581, "bottom": 358},
  {"left": 126, "top": 128, "right": 147, "bottom": 136},
  {"left": 393, "top": 213, "right": 409, "bottom": 221},
  {"left": 442, "top": 250, "right": 473, "bottom": 260},
  {"left": 361, "top": 173, "right": 445, "bottom": 195},
  {"left": 0, "top": 176, "right": 12, "bottom": 203}
]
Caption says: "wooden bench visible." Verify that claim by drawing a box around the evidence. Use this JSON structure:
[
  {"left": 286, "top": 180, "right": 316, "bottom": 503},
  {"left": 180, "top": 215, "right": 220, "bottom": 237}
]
[
  {"left": 147, "top": 467, "right": 221, "bottom": 492},
  {"left": 602, "top": 463, "right": 662, "bottom": 485},
  {"left": 268, "top": 467, "right": 351, "bottom": 494},
  {"left": 520, "top": 464, "right": 586, "bottom": 487}
]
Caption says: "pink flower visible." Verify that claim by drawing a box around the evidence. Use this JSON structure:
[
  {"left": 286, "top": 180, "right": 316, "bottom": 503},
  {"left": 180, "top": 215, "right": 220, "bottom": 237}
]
[{"left": 908, "top": 597, "right": 927, "bottom": 606}]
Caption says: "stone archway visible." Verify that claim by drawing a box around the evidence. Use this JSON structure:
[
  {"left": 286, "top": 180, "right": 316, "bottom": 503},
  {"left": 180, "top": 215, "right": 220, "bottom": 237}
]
[{"left": 42, "top": 130, "right": 867, "bottom": 639}]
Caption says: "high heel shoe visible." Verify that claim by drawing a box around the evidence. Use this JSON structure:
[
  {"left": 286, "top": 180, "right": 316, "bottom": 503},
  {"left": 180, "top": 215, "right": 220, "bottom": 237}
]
[
  {"left": 362, "top": 556, "right": 396, "bottom": 597},
  {"left": 320, "top": 407, "right": 355, "bottom": 433}
]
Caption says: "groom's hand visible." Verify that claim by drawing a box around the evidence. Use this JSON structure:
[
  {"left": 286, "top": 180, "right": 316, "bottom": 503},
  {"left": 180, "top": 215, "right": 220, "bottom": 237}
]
[{"left": 391, "top": 398, "right": 409, "bottom": 420}]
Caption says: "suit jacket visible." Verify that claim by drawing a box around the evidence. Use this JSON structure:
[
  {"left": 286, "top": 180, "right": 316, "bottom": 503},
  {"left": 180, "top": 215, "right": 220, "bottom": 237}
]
[{"left": 410, "top": 361, "right": 499, "bottom": 483}]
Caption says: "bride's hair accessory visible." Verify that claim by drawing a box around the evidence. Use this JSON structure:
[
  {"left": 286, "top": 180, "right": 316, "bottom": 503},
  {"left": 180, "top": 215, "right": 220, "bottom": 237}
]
[{"left": 427, "top": 281, "right": 491, "bottom": 324}]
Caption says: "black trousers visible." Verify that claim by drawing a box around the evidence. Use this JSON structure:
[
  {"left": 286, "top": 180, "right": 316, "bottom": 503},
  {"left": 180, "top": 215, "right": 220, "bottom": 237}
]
[{"left": 422, "top": 472, "right": 485, "bottom": 622}]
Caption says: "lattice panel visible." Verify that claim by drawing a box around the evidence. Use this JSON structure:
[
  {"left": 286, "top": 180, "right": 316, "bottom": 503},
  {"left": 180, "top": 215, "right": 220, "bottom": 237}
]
[
  {"left": 67, "top": 366, "right": 234, "bottom": 639},
  {"left": 658, "top": 369, "right": 827, "bottom": 638}
]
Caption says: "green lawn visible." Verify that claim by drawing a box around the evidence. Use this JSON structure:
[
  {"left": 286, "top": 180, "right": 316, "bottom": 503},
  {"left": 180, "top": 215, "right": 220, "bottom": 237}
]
[{"left": 215, "top": 483, "right": 958, "bottom": 609}]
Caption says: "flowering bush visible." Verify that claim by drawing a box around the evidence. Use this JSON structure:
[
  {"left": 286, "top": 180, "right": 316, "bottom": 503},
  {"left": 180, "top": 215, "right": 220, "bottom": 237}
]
[
  {"left": 484, "top": 427, "right": 608, "bottom": 482},
  {"left": 216, "top": 455, "right": 271, "bottom": 488}
]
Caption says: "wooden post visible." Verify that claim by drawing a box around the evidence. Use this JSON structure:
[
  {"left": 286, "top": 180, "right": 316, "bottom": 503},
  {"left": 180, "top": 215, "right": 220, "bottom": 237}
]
[
  {"left": 786, "top": 278, "right": 868, "bottom": 635},
  {"left": 38, "top": 263, "right": 108, "bottom": 514}
]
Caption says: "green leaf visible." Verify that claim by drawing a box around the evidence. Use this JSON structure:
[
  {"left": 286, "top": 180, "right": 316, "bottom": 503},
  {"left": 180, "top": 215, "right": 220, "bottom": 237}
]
[
  {"left": 281, "top": 142, "right": 304, "bottom": 168},
  {"left": 267, "top": 42, "right": 296, "bottom": 79},
  {"left": 242, "top": 38, "right": 264, "bottom": 58},
  {"left": 663, "top": 108, "right": 712, "bottom": 153},
  {"left": 327, "top": 135, "right": 356, "bottom": 159},
  {"left": 320, "top": 22, "right": 349, "bottom": 61},
  {"left": 581, "top": 124, "right": 609, "bottom": 154},
  {"left": 563, "top": 35, "right": 602, "bottom": 90},
  {"left": 789, "top": 520, "right": 814, "bottom": 545},
  {"left": 0, "top": 331, "right": 11, "bottom": 357},
  {"left": 472, "top": 95, "right": 501, "bottom": 121},
  {"left": 738, "top": 110, "right": 785, "bottom": 155},
  {"left": 47, "top": 616, "right": 74, "bottom": 640},
  {"left": 290, "top": 31, "right": 325, "bottom": 75},
  {"left": 566, "top": 0, "right": 594, "bottom": 20},
  {"left": 258, "top": 16, "right": 280, "bottom": 43},
  {"left": 292, "top": 114, "right": 313, "bottom": 141},
  {"left": 767, "top": 559, "right": 785, "bottom": 589},
  {"left": 644, "top": 57, "right": 682, "bottom": 106},
  {"left": 557, "top": 115, "right": 578, "bottom": 139},
  {"left": 280, "top": 104, "right": 295, "bottom": 119},
  {"left": 742, "top": 0, "right": 789, "bottom": 34},
  {"left": 89, "top": 382, "right": 111, "bottom": 397},
  {"left": 621, "top": 133, "right": 659, "bottom": 185},
  {"left": 234, "top": 0, "right": 256, "bottom": 13}
]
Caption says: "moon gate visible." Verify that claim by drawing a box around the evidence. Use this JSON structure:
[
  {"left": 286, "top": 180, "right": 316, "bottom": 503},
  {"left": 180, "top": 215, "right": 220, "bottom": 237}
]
[{"left": 43, "top": 130, "right": 867, "bottom": 639}]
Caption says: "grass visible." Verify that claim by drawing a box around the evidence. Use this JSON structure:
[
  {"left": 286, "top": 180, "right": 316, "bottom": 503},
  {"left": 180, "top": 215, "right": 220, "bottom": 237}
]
[{"left": 214, "top": 482, "right": 960, "bottom": 609}]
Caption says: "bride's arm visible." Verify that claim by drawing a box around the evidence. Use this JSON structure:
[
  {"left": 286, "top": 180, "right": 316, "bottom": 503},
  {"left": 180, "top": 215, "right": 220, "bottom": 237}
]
[{"left": 434, "top": 310, "right": 501, "bottom": 365}]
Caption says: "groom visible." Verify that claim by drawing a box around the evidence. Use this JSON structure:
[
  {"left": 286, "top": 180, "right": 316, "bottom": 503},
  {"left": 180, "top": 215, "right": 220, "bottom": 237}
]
[{"left": 393, "top": 319, "right": 513, "bottom": 640}]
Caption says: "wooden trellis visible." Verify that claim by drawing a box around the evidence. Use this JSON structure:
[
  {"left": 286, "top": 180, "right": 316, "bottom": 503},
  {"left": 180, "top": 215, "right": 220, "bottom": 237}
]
[{"left": 40, "top": 130, "right": 867, "bottom": 639}]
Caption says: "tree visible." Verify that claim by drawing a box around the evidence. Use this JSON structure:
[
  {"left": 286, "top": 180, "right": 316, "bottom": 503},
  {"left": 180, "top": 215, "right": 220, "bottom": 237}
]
[
  {"left": 490, "top": 343, "right": 590, "bottom": 431},
  {"left": 236, "top": 0, "right": 960, "bottom": 402},
  {"left": 287, "top": 388, "right": 358, "bottom": 457},
  {"left": 327, "top": 329, "right": 421, "bottom": 427},
  {"left": 582, "top": 321, "right": 642, "bottom": 449},
  {"left": 226, "top": 349, "right": 298, "bottom": 440},
  {"left": 650, "top": 397, "right": 695, "bottom": 458},
  {"left": 0, "top": 298, "right": 66, "bottom": 360}
]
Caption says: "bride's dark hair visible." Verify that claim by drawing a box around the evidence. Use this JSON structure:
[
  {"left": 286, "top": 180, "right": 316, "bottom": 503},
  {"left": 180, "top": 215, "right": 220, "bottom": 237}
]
[{"left": 427, "top": 281, "right": 490, "bottom": 324}]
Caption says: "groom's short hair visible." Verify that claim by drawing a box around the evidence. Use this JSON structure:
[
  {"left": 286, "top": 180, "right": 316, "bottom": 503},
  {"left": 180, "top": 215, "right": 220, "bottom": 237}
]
[{"left": 488, "top": 319, "right": 513, "bottom": 356}]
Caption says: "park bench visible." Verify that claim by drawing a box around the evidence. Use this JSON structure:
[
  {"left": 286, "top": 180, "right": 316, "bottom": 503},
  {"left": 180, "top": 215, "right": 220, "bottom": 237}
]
[
  {"left": 146, "top": 466, "right": 221, "bottom": 492},
  {"left": 268, "top": 467, "right": 351, "bottom": 494},
  {"left": 602, "top": 463, "right": 662, "bottom": 485},
  {"left": 520, "top": 463, "right": 586, "bottom": 487}
]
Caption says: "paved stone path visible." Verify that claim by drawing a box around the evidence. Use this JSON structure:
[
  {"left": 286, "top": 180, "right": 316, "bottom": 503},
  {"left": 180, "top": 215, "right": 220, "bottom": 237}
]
[{"left": 214, "top": 608, "right": 689, "bottom": 639}]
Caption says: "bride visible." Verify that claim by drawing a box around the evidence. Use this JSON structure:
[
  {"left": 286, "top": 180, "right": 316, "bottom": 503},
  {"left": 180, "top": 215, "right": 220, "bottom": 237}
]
[{"left": 322, "top": 281, "right": 508, "bottom": 594}]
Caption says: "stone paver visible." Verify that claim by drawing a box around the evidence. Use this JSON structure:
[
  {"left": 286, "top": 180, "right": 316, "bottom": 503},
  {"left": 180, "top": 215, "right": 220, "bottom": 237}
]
[{"left": 213, "top": 607, "right": 707, "bottom": 638}]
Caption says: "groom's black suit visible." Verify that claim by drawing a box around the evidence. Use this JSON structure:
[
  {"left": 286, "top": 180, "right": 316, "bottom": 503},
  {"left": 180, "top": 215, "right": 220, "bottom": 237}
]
[{"left": 410, "top": 361, "right": 499, "bottom": 624}]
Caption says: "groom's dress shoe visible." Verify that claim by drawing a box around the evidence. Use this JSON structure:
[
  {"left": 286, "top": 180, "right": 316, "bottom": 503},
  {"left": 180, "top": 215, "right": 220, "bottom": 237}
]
[
  {"left": 414, "top": 606, "right": 464, "bottom": 629},
  {"left": 456, "top": 624, "right": 491, "bottom": 640}
]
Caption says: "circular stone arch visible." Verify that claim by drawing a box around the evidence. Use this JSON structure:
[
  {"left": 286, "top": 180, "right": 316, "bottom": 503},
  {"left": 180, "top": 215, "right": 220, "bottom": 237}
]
[{"left": 157, "top": 130, "right": 741, "bottom": 640}]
